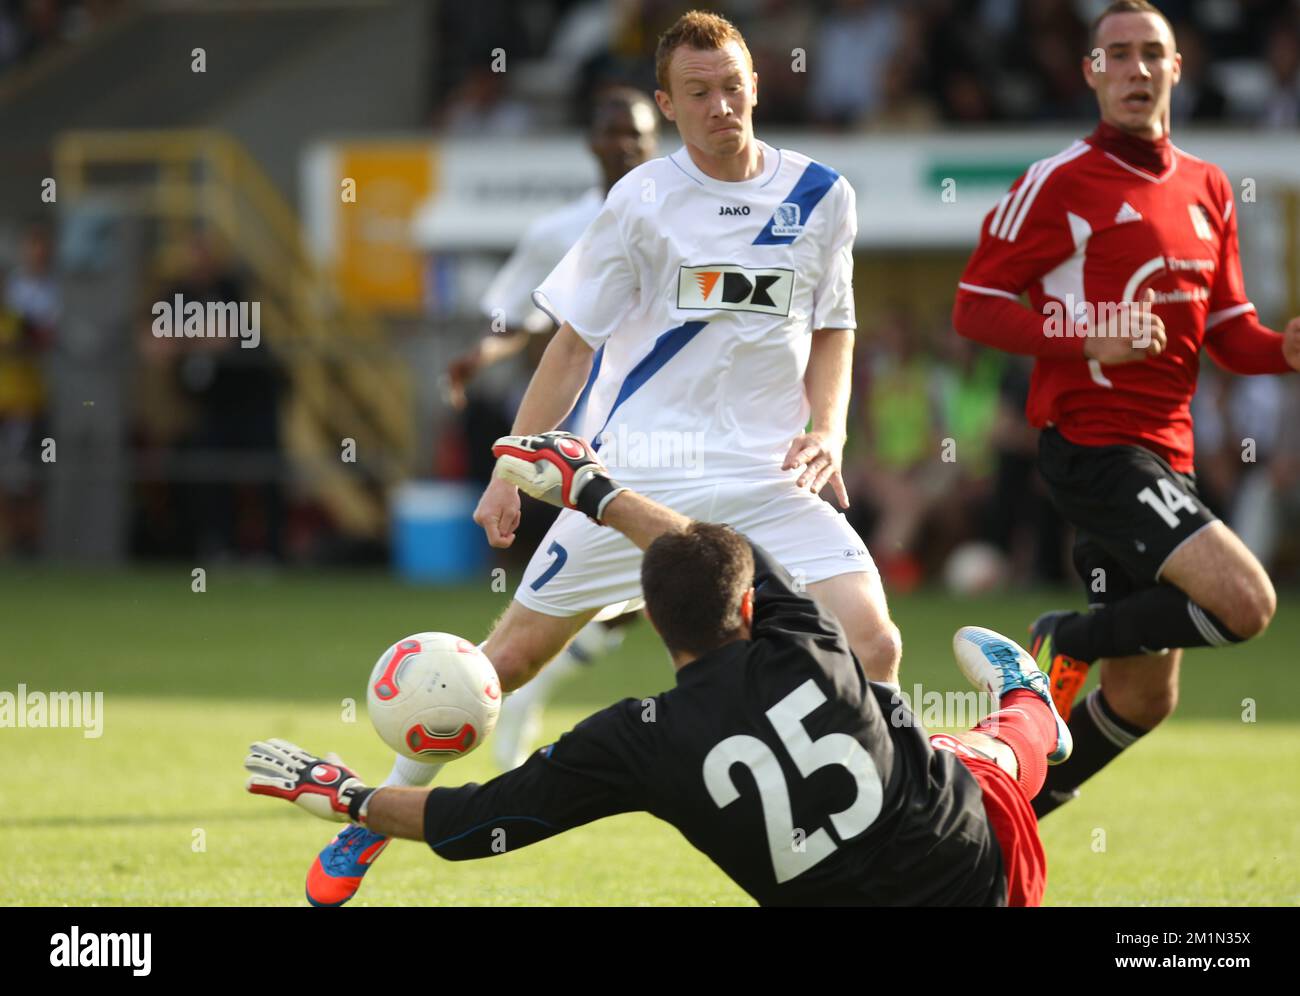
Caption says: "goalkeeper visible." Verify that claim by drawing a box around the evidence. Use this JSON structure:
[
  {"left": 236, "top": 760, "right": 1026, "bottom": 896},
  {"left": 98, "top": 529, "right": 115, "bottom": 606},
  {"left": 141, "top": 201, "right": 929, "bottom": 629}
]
[{"left": 246, "top": 432, "right": 1070, "bottom": 906}]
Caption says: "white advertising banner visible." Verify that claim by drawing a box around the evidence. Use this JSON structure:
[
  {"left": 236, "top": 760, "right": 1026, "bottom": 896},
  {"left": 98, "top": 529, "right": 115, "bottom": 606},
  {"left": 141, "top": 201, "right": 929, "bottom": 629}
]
[{"left": 401, "top": 130, "right": 1300, "bottom": 252}]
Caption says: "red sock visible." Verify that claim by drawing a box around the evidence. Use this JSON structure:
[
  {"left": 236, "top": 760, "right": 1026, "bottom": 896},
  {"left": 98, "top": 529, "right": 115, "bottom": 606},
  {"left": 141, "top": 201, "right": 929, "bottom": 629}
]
[{"left": 972, "top": 689, "right": 1056, "bottom": 798}]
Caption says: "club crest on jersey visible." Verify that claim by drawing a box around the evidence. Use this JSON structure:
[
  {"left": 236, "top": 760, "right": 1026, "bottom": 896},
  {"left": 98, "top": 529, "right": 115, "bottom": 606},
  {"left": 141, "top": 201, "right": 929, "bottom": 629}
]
[
  {"left": 677, "top": 265, "right": 794, "bottom": 316},
  {"left": 770, "top": 202, "right": 803, "bottom": 237},
  {"left": 1188, "top": 204, "right": 1214, "bottom": 241}
]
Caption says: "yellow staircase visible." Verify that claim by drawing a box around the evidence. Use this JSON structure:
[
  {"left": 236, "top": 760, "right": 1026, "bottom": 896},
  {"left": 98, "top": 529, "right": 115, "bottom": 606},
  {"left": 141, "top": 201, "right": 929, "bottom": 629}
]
[{"left": 54, "top": 129, "right": 413, "bottom": 538}]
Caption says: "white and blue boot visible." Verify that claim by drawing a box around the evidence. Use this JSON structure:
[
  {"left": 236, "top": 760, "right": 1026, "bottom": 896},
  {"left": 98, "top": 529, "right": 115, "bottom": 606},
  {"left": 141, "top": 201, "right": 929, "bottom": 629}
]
[{"left": 953, "top": 625, "right": 1073, "bottom": 765}]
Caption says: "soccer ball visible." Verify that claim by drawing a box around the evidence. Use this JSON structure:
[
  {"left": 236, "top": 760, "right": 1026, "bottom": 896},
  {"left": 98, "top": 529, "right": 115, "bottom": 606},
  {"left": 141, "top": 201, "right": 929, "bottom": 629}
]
[
  {"left": 942, "top": 541, "right": 1009, "bottom": 595},
  {"left": 366, "top": 632, "right": 501, "bottom": 762}
]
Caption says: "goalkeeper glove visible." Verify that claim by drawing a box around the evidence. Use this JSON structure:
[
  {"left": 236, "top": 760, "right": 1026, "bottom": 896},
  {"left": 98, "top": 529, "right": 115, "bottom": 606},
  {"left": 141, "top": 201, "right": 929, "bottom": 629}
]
[
  {"left": 244, "top": 738, "right": 376, "bottom": 824},
  {"left": 492, "top": 431, "right": 626, "bottom": 522}
]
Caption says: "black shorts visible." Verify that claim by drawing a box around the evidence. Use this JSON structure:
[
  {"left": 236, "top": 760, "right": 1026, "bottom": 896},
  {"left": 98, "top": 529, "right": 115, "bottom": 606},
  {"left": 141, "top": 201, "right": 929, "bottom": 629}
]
[{"left": 1037, "top": 427, "right": 1218, "bottom": 606}]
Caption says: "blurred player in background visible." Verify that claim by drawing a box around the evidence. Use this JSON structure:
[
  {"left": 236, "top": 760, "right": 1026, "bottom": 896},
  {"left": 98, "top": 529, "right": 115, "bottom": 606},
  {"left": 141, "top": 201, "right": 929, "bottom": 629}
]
[
  {"left": 248, "top": 431, "right": 1071, "bottom": 907},
  {"left": 952, "top": 0, "right": 1300, "bottom": 817},
  {"left": 445, "top": 85, "right": 659, "bottom": 772},
  {"left": 304, "top": 9, "right": 904, "bottom": 906}
]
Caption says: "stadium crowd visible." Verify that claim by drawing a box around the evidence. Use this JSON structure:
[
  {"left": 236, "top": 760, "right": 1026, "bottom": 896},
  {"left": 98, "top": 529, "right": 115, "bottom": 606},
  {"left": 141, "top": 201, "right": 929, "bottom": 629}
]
[{"left": 434, "top": 0, "right": 1300, "bottom": 131}]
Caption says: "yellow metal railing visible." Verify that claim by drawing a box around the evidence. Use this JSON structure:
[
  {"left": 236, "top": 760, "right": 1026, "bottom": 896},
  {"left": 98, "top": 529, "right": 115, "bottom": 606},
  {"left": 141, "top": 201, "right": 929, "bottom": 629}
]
[{"left": 53, "top": 129, "right": 413, "bottom": 537}]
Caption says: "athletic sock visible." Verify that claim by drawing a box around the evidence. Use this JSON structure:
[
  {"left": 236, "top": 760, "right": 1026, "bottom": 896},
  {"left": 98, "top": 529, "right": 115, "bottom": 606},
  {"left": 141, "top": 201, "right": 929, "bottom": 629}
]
[
  {"left": 1033, "top": 688, "right": 1148, "bottom": 818},
  {"left": 490, "top": 620, "right": 615, "bottom": 770},
  {"left": 1053, "top": 584, "right": 1243, "bottom": 663},
  {"left": 492, "top": 650, "right": 581, "bottom": 769},
  {"left": 383, "top": 754, "right": 444, "bottom": 789},
  {"left": 973, "top": 689, "right": 1055, "bottom": 798}
]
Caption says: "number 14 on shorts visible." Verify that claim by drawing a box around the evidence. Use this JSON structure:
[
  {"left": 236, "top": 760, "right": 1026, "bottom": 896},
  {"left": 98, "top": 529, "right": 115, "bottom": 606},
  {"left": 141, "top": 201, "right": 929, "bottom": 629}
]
[{"left": 1137, "top": 478, "right": 1198, "bottom": 529}]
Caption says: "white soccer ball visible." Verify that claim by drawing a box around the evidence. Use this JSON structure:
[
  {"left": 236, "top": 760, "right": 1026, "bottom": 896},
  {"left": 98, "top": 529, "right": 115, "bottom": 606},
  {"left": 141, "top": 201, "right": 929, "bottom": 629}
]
[
  {"left": 942, "top": 541, "right": 1009, "bottom": 595},
  {"left": 366, "top": 632, "right": 501, "bottom": 762}
]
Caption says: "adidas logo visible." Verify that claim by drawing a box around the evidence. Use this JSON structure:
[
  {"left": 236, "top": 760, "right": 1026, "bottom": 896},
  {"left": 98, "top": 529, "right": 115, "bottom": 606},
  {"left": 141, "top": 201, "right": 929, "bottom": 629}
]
[{"left": 1115, "top": 201, "right": 1142, "bottom": 224}]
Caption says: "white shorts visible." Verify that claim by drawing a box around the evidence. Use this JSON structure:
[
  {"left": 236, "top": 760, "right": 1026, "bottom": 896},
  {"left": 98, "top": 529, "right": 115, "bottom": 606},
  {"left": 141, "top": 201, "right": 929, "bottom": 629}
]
[{"left": 514, "top": 478, "right": 877, "bottom": 618}]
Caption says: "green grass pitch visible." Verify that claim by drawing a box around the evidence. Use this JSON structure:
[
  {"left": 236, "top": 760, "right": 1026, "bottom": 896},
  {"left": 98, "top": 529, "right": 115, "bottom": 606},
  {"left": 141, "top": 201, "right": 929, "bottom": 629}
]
[{"left": 1, "top": 566, "right": 1296, "bottom": 906}]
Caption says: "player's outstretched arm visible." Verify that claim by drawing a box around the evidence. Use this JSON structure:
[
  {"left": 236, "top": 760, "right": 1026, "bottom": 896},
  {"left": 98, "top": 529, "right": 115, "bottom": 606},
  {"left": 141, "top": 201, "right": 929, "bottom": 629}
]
[
  {"left": 243, "top": 728, "right": 640, "bottom": 854},
  {"left": 598, "top": 490, "right": 690, "bottom": 551},
  {"left": 244, "top": 739, "right": 383, "bottom": 825},
  {"left": 244, "top": 738, "right": 433, "bottom": 841}
]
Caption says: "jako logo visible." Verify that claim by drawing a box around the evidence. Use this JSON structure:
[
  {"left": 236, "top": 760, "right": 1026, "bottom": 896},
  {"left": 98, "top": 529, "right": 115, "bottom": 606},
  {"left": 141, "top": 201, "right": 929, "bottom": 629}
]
[
  {"left": 151, "top": 294, "right": 261, "bottom": 349},
  {"left": 677, "top": 264, "right": 793, "bottom": 316},
  {"left": 50, "top": 927, "right": 151, "bottom": 976}
]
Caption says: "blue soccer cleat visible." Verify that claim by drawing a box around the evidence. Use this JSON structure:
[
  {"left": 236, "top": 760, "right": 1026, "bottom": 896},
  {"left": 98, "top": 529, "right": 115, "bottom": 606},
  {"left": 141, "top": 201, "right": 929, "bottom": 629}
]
[
  {"left": 306, "top": 824, "right": 390, "bottom": 907},
  {"left": 952, "top": 625, "right": 1073, "bottom": 765}
]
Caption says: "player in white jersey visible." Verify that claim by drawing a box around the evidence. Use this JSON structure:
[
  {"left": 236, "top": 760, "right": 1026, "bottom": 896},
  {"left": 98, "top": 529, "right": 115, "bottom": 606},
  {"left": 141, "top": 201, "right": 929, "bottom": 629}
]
[
  {"left": 473, "top": 11, "right": 901, "bottom": 690},
  {"left": 303, "top": 10, "right": 903, "bottom": 907},
  {"left": 445, "top": 87, "right": 659, "bottom": 772}
]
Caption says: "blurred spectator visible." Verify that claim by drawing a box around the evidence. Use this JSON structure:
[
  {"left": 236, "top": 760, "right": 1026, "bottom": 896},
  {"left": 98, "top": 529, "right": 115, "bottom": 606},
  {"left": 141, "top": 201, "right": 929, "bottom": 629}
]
[
  {"left": 0, "top": 4, "right": 22, "bottom": 72},
  {"left": 1259, "top": 20, "right": 1300, "bottom": 128},
  {"left": 0, "top": 0, "right": 125, "bottom": 77},
  {"left": 1227, "top": 374, "right": 1295, "bottom": 573},
  {"left": 807, "top": 0, "right": 903, "bottom": 129},
  {"left": 440, "top": 66, "right": 537, "bottom": 136},
  {"left": 1169, "top": 20, "right": 1228, "bottom": 122},
  {"left": 134, "top": 235, "right": 287, "bottom": 563},
  {"left": 741, "top": 0, "right": 816, "bottom": 125},
  {"left": 923, "top": 0, "right": 1003, "bottom": 123},
  {"left": 870, "top": 5, "right": 940, "bottom": 128},
  {"left": 1020, "top": 0, "right": 1092, "bottom": 121},
  {"left": 0, "top": 221, "right": 58, "bottom": 556}
]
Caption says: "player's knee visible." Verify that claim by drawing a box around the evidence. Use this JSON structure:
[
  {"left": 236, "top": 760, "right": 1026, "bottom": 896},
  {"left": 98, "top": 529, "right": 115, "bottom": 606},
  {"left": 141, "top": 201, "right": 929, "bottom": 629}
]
[
  {"left": 1107, "top": 680, "right": 1178, "bottom": 730},
  {"left": 1136, "top": 685, "right": 1178, "bottom": 728},
  {"left": 1217, "top": 576, "right": 1276, "bottom": 640},
  {"left": 852, "top": 622, "right": 902, "bottom": 682},
  {"left": 481, "top": 637, "right": 534, "bottom": 693}
]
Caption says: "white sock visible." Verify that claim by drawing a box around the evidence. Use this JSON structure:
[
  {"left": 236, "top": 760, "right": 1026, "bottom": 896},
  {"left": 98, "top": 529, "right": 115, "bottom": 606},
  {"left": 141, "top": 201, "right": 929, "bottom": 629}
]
[
  {"left": 383, "top": 753, "right": 444, "bottom": 788},
  {"left": 493, "top": 650, "right": 581, "bottom": 770}
]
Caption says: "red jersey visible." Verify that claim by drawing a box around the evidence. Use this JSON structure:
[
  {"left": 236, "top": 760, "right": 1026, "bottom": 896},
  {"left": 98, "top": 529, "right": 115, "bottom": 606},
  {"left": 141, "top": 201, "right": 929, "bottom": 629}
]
[{"left": 954, "top": 123, "right": 1283, "bottom": 472}]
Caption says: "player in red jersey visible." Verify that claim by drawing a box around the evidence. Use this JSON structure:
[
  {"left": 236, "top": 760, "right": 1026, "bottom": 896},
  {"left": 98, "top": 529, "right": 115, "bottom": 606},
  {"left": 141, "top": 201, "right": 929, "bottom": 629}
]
[{"left": 952, "top": 0, "right": 1300, "bottom": 816}]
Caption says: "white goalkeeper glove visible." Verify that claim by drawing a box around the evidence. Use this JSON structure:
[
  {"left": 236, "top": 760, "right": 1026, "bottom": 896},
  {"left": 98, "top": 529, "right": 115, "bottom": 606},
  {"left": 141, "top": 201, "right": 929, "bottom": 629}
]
[
  {"left": 244, "top": 738, "right": 376, "bottom": 824},
  {"left": 492, "top": 431, "right": 627, "bottom": 522}
]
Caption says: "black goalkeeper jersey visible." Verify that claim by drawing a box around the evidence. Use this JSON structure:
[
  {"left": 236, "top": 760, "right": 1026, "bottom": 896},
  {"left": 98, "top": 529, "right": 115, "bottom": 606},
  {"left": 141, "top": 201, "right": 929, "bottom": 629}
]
[{"left": 422, "top": 544, "right": 1005, "bottom": 906}]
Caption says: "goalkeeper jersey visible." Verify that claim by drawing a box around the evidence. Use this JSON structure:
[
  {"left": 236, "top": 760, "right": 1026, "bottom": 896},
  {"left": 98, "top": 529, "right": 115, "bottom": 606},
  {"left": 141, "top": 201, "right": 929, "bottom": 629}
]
[
  {"left": 533, "top": 140, "right": 858, "bottom": 488},
  {"left": 422, "top": 542, "right": 1004, "bottom": 906}
]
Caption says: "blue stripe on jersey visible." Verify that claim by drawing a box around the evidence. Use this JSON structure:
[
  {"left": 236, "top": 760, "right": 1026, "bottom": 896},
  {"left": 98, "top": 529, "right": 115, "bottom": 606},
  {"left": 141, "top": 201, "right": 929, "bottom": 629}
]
[
  {"left": 591, "top": 320, "right": 708, "bottom": 452},
  {"left": 563, "top": 344, "right": 603, "bottom": 432},
  {"left": 752, "top": 161, "right": 840, "bottom": 245}
]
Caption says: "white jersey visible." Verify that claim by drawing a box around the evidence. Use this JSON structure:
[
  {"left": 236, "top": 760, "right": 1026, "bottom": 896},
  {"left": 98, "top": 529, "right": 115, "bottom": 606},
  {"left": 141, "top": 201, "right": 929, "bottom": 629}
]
[
  {"left": 533, "top": 140, "right": 857, "bottom": 489},
  {"left": 480, "top": 187, "right": 604, "bottom": 333}
]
